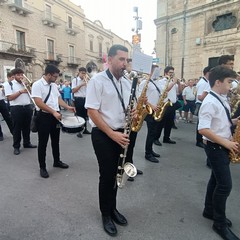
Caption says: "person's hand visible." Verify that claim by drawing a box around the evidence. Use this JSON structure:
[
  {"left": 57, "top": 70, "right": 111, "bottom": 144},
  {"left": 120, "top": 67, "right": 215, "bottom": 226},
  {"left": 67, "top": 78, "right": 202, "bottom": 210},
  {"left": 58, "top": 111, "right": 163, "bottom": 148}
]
[
  {"left": 53, "top": 111, "right": 62, "bottom": 121},
  {"left": 67, "top": 106, "right": 76, "bottom": 113},
  {"left": 224, "top": 139, "right": 239, "bottom": 153},
  {"left": 109, "top": 131, "right": 129, "bottom": 148},
  {"left": 20, "top": 89, "right": 28, "bottom": 94}
]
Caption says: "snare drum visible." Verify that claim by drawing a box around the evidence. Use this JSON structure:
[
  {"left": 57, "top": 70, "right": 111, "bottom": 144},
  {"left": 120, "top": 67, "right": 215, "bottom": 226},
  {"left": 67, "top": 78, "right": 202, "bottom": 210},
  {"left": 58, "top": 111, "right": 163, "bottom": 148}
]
[{"left": 61, "top": 116, "right": 85, "bottom": 134}]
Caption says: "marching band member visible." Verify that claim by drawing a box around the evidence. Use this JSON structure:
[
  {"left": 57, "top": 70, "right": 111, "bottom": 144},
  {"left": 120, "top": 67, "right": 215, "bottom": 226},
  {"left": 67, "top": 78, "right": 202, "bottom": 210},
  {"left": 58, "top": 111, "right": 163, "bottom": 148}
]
[
  {"left": 85, "top": 45, "right": 135, "bottom": 236},
  {"left": 32, "top": 65, "right": 75, "bottom": 178},
  {"left": 72, "top": 67, "right": 91, "bottom": 138},
  {"left": 4, "top": 68, "right": 36, "bottom": 155}
]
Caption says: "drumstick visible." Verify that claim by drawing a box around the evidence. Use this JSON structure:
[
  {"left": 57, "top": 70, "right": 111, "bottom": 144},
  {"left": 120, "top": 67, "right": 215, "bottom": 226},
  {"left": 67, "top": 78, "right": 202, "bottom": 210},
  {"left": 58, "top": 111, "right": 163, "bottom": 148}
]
[{"left": 74, "top": 113, "right": 80, "bottom": 123}]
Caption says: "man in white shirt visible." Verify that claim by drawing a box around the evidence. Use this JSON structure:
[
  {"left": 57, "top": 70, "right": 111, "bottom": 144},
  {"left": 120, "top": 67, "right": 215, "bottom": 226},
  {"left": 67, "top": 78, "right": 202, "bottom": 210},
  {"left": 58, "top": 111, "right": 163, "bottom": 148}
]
[{"left": 4, "top": 68, "right": 36, "bottom": 155}]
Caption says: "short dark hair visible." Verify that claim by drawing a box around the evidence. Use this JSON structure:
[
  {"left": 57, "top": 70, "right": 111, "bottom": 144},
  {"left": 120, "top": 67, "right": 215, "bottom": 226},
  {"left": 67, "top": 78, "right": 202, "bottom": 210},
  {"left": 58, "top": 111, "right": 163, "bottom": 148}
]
[
  {"left": 11, "top": 68, "right": 24, "bottom": 75},
  {"left": 203, "top": 66, "right": 212, "bottom": 75},
  {"left": 78, "top": 67, "right": 86, "bottom": 72},
  {"left": 7, "top": 71, "right": 14, "bottom": 78},
  {"left": 45, "top": 64, "right": 60, "bottom": 75},
  {"left": 218, "top": 55, "right": 234, "bottom": 65},
  {"left": 164, "top": 66, "right": 174, "bottom": 74},
  {"left": 208, "top": 66, "right": 237, "bottom": 87},
  {"left": 108, "top": 44, "right": 128, "bottom": 57}
]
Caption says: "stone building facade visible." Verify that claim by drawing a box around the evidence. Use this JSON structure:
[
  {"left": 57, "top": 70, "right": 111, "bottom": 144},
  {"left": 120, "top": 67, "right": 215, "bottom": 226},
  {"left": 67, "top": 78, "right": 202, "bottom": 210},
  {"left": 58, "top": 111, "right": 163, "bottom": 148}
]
[
  {"left": 0, "top": 0, "right": 132, "bottom": 82},
  {"left": 154, "top": 0, "right": 240, "bottom": 79}
]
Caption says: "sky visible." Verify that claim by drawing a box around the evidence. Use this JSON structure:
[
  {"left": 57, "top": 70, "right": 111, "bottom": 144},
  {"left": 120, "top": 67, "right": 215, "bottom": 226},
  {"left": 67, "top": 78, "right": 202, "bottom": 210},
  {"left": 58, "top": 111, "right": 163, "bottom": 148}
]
[{"left": 70, "top": 0, "right": 157, "bottom": 56}]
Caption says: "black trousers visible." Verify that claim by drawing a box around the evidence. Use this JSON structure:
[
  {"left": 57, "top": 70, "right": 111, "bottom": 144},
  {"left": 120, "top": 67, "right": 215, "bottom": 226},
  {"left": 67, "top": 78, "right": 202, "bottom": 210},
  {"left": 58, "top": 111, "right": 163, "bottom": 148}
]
[
  {"left": 10, "top": 104, "right": 32, "bottom": 149},
  {"left": 91, "top": 127, "right": 123, "bottom": 216},
  {"left": 155, "top": 104, "right": 176, "bottom": 141},
  {"left": 0, "top": 99, "right": 13, "bottom": 135},
  {"left": 125, "top": 131, "right": 138, "bottom": 164},
  {"left": 74, "top": 97, "right": 88, "bottom": 129},
  {"left": 36, "top": 112, "right": 61, "bottom": 169},
  {"left": 204, "top": 142, "right": 232, "bottom": 227}
]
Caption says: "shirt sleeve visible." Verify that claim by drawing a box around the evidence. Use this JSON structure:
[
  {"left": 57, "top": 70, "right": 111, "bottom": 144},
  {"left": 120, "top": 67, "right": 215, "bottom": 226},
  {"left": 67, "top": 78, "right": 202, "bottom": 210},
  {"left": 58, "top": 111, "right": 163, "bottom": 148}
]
[
  {"left": 3, "top": 82, "right": 13, "bottom": 96},
  {"left": 71, "top": 78, "right": 77, "bottom": 89},
  {"left": 198, "top": 101, "right": 215, "bottom": 130},
  {"left": 31, "top": 82, "right": 43, "bottom": 99}
]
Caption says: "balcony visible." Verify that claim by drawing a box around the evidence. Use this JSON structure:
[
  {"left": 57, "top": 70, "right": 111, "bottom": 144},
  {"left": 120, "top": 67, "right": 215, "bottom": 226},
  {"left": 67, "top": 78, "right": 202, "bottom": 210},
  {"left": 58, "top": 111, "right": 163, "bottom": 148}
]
[
  {"left": 42, "top": 11, "right": 60, "bottom": 28},
  {"left": 0, "top": 40, "right": 35, "bottom": 60},
  {"left": 67, "top": 57, "right": 81, "bottom": 68},
  {"left": 7, "top": 1, "right": 33, "bottom": 16},
  {"left": 65, "top": 23, "right": 80, "bottom": 36},
  {"left": 44, "top": 52, "right": 62, "bottom": 65},
  {"left": 0, "top": 0, "right": 8, "bottom": 5}
]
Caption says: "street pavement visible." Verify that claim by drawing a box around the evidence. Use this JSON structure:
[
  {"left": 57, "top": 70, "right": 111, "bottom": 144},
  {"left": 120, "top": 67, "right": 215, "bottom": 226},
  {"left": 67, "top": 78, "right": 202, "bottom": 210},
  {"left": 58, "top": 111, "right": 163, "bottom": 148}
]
[{"left": 0, "top": 114, "right": 239, "bottom": 240}]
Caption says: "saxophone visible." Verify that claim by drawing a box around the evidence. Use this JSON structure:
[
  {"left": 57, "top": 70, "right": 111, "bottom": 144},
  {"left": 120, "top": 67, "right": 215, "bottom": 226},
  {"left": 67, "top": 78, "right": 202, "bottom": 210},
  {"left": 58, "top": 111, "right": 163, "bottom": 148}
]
[
  {"left": 131, "top": 77, "right": 153, "bottom": 132},
  {"left": 153, "top": 77, "right": 173, "bottom": 122},
  {"left": 229, "top": 119, "right": 240, "bottom": 163}
]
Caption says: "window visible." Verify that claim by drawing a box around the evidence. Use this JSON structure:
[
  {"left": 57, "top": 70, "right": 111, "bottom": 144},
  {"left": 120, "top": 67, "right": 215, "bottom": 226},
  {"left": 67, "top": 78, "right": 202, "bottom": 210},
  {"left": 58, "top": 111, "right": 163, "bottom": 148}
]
[
  {"left": 90, "top": 39, "right": 93, "bottom": 52},
  {"left": 99, "top": 42, "right": 102, "bottom": 57},
  {"left": 45, "top": 4, "right": 52, "bottom": 20},
  {"left": 47, "top": 39, "right": 54, "bottom": 60},
  {"left": 69, "top": 45, "right": 75, "bottom": 63},
  {"left": 212, "top": 13, "right": 237, "bottom": 31},
  {"left": 68, "top": 16, "right": 73, "bottom": 29},
  {"left": 15, "top": 0, "right": 23, "bottom": 7},
  {"left": 16, "top": 30, "right": 25, "bottom": 51}
]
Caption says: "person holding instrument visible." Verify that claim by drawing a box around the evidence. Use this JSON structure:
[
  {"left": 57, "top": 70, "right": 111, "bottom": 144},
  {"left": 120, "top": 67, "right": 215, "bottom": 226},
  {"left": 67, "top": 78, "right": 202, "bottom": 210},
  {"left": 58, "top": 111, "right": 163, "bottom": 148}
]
[
  {"left": 32, "top": 64, "right": 75, "bottom": 179},
  {"left": 4, "top": 68, "right": 36, "bottom": 155},
  {"left": 85, "top": 44, "right": 137, "bottom": 236}
]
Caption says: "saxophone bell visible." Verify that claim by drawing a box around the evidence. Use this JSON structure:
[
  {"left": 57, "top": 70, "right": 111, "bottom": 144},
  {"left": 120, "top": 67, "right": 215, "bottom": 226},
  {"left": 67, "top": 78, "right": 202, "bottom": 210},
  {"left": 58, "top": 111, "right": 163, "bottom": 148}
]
[{"left": 116, "top": 163, "right": 137, "bottom": 188}]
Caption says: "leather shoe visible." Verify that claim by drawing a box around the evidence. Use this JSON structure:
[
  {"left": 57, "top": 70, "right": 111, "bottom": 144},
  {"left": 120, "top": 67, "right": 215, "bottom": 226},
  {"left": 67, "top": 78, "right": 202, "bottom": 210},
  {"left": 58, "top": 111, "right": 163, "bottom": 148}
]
[
  {"left": 154, "top": 140, "right": 162, "bottom": 146},
  {"left": 83, "top": 129, "right": 91, "bottom": 134},
  {"left": 127, "top": 177, "right": 134, "bottom": 182},
  {"left": 145, "top": 155, "right": 159, "bottom": 163},
  {"left": 152, "top": 151, "right": 160, "bottom": 158},
  {"left": 102, "top": 216, "right": 117, "bottom": 236},
  {"left": 24, "top": 143, "right": 37, "bottom": 148},
  {"left": 212, "top": 225, "right": 240, "bottom": 240},
  {"left": 111, "top": 209, "right": 128, "bottom": 226},
  {"left": 14, "top": 148, "right": 20, "bottom": 155},
  {"left": 196, "top": 142, "right": 205, "bottom": 148},
  {"left": 203, "top": 211, "right": 232, "bottom": 228},
  {"left": 137, "top": 169, "right": 143, "bottom": 175},
  {"left": 163, "top": 139, "right": 176, "bottom": 144},
  {"left": 53, "top": 161, "right": 69, "bottom": 169},
  {"left": 40, "top": 168, "right": 49, "bottom": 178}
]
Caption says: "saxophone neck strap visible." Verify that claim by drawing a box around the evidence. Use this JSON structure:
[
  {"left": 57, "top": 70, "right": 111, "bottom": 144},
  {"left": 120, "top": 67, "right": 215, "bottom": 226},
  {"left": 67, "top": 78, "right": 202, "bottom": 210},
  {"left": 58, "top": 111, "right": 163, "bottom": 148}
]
[{"left": 150, "top": 79, "right": 161, "bottom": 95}]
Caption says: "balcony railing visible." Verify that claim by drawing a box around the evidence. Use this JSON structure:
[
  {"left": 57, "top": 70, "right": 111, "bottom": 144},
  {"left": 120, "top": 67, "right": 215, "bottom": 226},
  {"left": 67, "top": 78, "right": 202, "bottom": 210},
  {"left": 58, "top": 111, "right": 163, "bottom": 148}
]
[
  {"left": 65, "top": 23, "right": 80, "bottom": 36},
  {"left": 45, "top": 52, "right": 62, "bottom": 65},
  {"left": 67, "top": 57, "right": 81, "bottom": 67},
  {"left": 0, "top": 40, "right": 35, "bottom": 57},
  {"left": 42, "top": 11, "right": 60, "bottom": 28},
  {"left": 7, "top": 0, "right": 33, "bottom": 16}
]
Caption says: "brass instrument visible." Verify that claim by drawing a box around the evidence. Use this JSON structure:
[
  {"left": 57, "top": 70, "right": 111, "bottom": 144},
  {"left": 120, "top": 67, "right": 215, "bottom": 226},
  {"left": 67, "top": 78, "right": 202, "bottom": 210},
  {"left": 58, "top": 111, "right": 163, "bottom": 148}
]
[
  {"left": 131, "top": 76, "right": 153, "bottom": 132},
  {"left": 116, "top": 76, "right": 138, "bottom": 188},
  {"left": 153, "top": 77, "right": 172, "bottom": 122},
  {"left": 229, "top": 119, "right": 240, "bottom": 163},
  {"left": 230, "top": 83, "right": 240, "bottom": 118}
]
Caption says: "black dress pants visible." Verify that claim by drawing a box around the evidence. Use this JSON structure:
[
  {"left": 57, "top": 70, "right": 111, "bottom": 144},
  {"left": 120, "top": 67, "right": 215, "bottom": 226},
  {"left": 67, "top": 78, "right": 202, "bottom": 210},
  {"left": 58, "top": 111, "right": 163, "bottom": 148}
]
[
  {"left": 204, "top": 142, "right": 232, "bottom": 227},
  {"left": 10, "top": 105, "right": 32, "bottom": 149},
  {"left": 126, "top": 131, "right": 138, "bottom": 164},
  {"left": 91, "top": 127, "right": 122, "bottom": 216},
  {"left": 0, "top": 99, "right": 13, "bottom": 134},
  {"left": 37, "top": 112, "right": 60, "bottom": 169},
  {"left": 75, "top": 97, "right": 88, "bottom": 129}
]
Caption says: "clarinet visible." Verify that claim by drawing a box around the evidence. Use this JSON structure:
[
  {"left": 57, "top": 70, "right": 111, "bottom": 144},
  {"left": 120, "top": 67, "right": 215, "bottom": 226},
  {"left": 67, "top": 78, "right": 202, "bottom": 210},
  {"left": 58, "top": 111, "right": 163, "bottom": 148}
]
[{"left": 115, "top": 76, "right": 138, "bottom": 188}]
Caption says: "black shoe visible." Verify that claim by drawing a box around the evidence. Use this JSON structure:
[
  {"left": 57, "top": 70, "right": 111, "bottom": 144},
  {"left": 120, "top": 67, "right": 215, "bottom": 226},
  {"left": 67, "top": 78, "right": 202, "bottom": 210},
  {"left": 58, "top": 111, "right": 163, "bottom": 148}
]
[
  {"left": 137, "top": 169, "right": 143, "bottom": 175},
  {"left": 196, "top": 142, "right": 205, "bottom": 148},
  {"left": 203, "top": 211, "right": 232, "bottom": 228},
  {"left": 13, "top": 148, "right": 20, "bottom": 155},
  {"left": 102, "top": 216, "right": 117, "bottom": 236},
  {"left": 212, "top": 224, "right": 239, "bottom": 240},
  {"left": 0, "top": 136, "right": 3, "bottom": 141},
  {"left": 127, "top": 177, "right": 134, "bottom": 182},
  {"left": 111, "top": 209, "right": 128, "bottom": 226},
  {"left": 53, "top": 161, "right": 69, "bottom": 169},
  {"left": 163, "top": 139, "right": 176, "bottom": 144},
  {"left": 154, "top": 140, "right": 162, "bottom": 146},
  {"left": 145, "top": 155, "right": 159, "bottom": 163},
  {"left": 23, "top": 143, "right": 37, "bottom": 148},
  {"left": 83, "top": 129, "right": 91, "bottom": 134},
  {"left": 152, "top": 151, "right": 160, "bottom": 158},
  {"left": 40, "top": 168, "right": 49, "bottom": 178},
  {"left": 172, "top": 125, "right": 178, "bottom": 129},
  {"left": 77, "top": 132, "right": 83, "bottom": 138}
]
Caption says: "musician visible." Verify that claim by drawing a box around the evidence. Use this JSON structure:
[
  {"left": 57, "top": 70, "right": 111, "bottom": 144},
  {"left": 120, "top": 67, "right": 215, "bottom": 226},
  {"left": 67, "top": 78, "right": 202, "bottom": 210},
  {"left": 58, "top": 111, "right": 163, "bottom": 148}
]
[
  {"left": 139, "top": 65, "right": 161, "bottom": 163},
  {"left": 85, "top": 44, "right": 135, "bottom": 236},
  {"left": 72, "top": 67, "right": 91, "bottom": 138},
  {"left": 198, "top": 66, "right": 240, "bottom": 240},
  {"left": 32, "top": 64, "right": 75, "bottom": 178},
  {"left": 155, "top": 66, "right": 181, "bottom": 145},
  {"left": 4, "top": 68, "right": 36, "bottom": 155}
]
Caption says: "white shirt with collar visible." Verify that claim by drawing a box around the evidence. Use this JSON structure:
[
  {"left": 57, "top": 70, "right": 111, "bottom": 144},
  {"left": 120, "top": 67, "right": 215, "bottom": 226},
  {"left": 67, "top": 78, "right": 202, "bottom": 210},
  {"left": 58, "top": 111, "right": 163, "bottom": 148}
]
[
  {"left": 196, "top": 77, "right": 211, "bottom": 103},
  {"left": 0, "top": 87, "right": 4, "bottom": 100},
  {"left": 198, "top": 90, "right": 232, "bottom": 141},
  {"left": 159, "top": 77, "right": 178, "bottom": 103},
  {"left": 71, "top": 76, "right": 87, "bottom": 97},
  {"left": 4, "top": 79, "right": 31, "bottom": 106},
  {"left": 139, "top": 79, "right": 161, "bottom": 106},
  {"left": 31, "top": 77, "right": 60, "bottom": 111},
  {"left": 182, "top": 86, "right": 196, "bottom": 101},
  {"left": 85, "top": 70, "right": 131, "bottom": 130}
]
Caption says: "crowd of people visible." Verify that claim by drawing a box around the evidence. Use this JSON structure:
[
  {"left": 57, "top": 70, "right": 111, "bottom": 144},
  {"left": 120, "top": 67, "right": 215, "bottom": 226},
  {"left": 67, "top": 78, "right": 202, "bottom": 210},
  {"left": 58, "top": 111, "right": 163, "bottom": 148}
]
[{"left": 0, "top": 47, "right": 240, "bottom": 239}]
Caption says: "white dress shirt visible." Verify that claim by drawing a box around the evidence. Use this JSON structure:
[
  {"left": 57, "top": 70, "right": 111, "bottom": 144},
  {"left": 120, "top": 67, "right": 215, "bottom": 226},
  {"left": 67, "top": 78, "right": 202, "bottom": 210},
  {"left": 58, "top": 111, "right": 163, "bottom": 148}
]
[
  {"left": 196, "top": 77, "right": 211, "bottom": 103},
  {"left": 198, "top": 90, "right": 232, "bottom": 141},
  {"left": 71, "top": 76, "right": 87, "bottom": 97},
  {"left": 182, "top": 86, "right": 196, "bottom": 101},
  {"left": 31, "top": 77, "right": 60, "bottom": 111},
  {"left": 4, "top": 80, "right": 31, "bottom": 106},
  {"left": 159, "top": 77, "right": 178, "bottom": 103},
  {"left": 85, "top": 70, "right": 131, "bottom": 130}
]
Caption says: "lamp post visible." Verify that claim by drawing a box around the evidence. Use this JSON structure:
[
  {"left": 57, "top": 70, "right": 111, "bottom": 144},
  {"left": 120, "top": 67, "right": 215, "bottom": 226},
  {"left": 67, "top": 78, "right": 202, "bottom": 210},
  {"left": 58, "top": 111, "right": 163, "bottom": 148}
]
[{"left": 132, "top": 6, "right": 142, "bottom": 52}]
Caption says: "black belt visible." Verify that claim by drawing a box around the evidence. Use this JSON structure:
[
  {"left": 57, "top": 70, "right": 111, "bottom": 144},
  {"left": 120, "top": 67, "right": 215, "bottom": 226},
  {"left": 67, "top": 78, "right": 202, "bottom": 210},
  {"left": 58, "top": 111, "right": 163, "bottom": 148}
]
[
  {"left": 93, "top": 127, "right": 124, "bottom": 132},
  {"left": 74, "top": 97, "right": 85, "bottom": 99},
  {"left": 204, "top": 140, "right": 228, "bottom": 151},
  {"left": 10, "top": 104, "right": 32, "bottom": 108}
]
